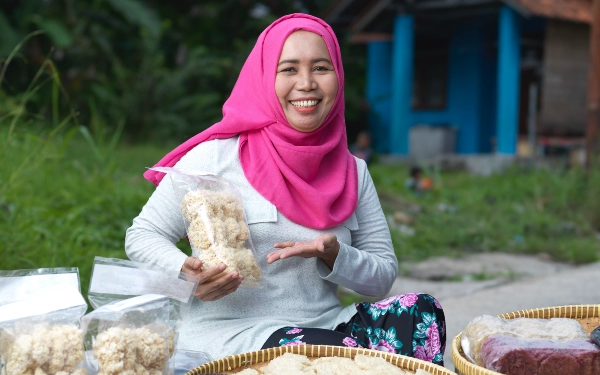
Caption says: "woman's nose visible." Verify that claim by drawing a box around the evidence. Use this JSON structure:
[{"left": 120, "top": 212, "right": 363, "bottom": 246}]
[{"left": 295, "top": 70, "right": 316, "bottom": 91}]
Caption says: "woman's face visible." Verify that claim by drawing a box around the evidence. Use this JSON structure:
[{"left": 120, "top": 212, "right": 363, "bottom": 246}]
[{"left": 275, "top": 31, "right": 338, "bottom": 133}]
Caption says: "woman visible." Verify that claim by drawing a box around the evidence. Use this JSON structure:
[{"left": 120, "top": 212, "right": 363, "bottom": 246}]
[{"left": 126, "top": 13, "right": 445, "bottom": 365}]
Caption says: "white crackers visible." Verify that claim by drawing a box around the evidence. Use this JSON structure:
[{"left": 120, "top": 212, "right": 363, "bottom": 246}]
[
  {"left": 181, "top": 189, "right": 262, "bottom": 285},
  {"left": 234, "top": 353, "right": 434, "bottom": 375}
]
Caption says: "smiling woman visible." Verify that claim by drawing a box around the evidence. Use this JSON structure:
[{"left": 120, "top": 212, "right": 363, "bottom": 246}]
[
  {"left": 275, "top": 31, "right": 338, "bottom": 133},
  {"left": 125, "top": 13, "right": 446, "bottom": 367}
]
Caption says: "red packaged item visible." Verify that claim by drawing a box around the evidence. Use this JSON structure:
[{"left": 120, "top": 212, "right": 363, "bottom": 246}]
[{"left": 480, "top": 335, "right": 600, "bottom": 375}]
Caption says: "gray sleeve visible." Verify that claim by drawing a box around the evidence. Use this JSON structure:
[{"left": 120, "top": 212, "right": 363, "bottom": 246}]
[
  {"left": 124, "top": 142, "right": 217, "bottom": 273},
  {"left": 317, "top": 159, "right": 398, "bottom": 297}
]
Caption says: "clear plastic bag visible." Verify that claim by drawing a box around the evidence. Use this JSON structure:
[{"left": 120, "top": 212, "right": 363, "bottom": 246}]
[
  {"left": 0, "top": 268, "right": 88, "bottom": 375},
  {"left": 461, "top": 314, "right": 589, "bottom": 366},
  {"left": 81, "top": 295, "right": 180, "bottom": 375},
  {"left": 0, "top": 268, "right": 81, "bottom": 305},
  {"left": 86, "top": 258, "right": 199, "bottom": 375},
  {"left": 480, "top": 336, "right": 600, "bottom": 374},
  {"left": 150, "top": 167, "right": 263, "bottom": 288},
  {"left": 88, "top": 257, "right": 199, "bottom": 315}
]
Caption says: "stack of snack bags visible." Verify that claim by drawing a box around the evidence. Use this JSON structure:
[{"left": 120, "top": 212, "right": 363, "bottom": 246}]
[{"left": 0, "top": 268, "right": 89, "bottom": 375}]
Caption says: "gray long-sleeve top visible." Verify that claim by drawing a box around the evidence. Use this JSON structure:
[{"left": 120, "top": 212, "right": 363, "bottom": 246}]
[{"left": 125, "top": 136, "right": 397, "bottom": 360}]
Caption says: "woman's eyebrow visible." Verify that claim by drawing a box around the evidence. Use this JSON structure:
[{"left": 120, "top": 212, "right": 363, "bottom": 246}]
[
  {"left": 311, "top": 58, "right": 333, "bottom": 64},
  {"left": 278, "top": 59, "right": 299, "bottom": 66},
  {"left": 277, "top": 58, "right": 333, "bottom": 66}
]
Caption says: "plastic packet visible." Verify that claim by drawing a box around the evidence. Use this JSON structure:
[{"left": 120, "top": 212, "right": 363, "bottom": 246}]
[
  {"left": 88, "top": 257, "right": 199, "bottom": 314},
  {"left": 81, "top": 294, "right": 179, "bottom": 375},
  {"left": 0, "top": 267, "right": 81, "bottom": 305},
  {"left": 461, "top": 314, "right": 589, "bottom": 366},
  {"left": 0, "top": 268, "right": 89, "bottom": 375},
  {"left": 480, "top": 336, "right": 600, "bottom": 374},
  {"left": 150, "top": 167, "right": 263, "bottom": 288}
]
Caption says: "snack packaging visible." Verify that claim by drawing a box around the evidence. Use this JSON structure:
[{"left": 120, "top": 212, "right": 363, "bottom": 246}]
[
  {"left": 85, "top": 258, "right": 202, "bottom": 375},
  {"left": 480, "top": 335, "right": 600, "bottom": 375},
  {"left": 0, "top": 268, "right": 89, "bottom": 375},
  {"left": 150, "top": 167, "right": 263, "bottom": 288},
  {"left": 88, "top": 257, "right": 199, "bottom": 312},
  {"left": 81, "top": 295, "right": 178, "bottom": 375},
  {"left": 461, "top": 314, "right": 590, "bottom": 367}
]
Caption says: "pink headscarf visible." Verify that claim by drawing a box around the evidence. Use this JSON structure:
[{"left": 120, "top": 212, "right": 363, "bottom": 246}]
[{"left": 144, "top": 13, "right": 357, "bottom": 230}]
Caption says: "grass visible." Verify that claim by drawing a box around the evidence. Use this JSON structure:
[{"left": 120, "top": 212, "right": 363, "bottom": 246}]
[
  {"left": 368, "top": 162, "right": 600, "bottom": 268},
  {"left": 340, "top": 162, "right": 600, "bottom": 306},
  {"left": 0, "top": 120, "right": 201, "bottom": 302}
]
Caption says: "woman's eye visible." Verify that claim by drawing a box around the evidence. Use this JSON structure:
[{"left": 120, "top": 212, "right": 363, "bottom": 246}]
[
  {"left": 280, "top": 67, "right": 296, "bottom": 73},
  {"left": 314, "top": 66, "right": 330, "bottom": 72}
]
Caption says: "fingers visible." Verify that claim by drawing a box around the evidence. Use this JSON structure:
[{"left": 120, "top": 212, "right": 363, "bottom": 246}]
[
  {"left": 197, "top": 263, "right": 228, "bottom": 284},
  {"left": 266, "top": 250, "right": 283, "bottom": 264},
  {"left": 267, "top": 243, "right": 314, "bottom": 264},
  {"left": 273, "top": 241, "right": 296, "bottom": 249},
  {"left": 197, "top": 273, "right": 243, "bottom": 301},
  {"left": 269, "top": 235, "right": 339, "bottom": 264},
  {"left": 184, "top": 258, "right": 245, "bottom": 300},
  {"left": 181, "top": 257, "right": 202, "bottom": 275}
]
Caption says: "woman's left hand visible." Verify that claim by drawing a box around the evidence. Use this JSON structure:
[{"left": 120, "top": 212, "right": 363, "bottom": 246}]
[{"left": 267, "top": 233, "right": 340, "bottom": 269}]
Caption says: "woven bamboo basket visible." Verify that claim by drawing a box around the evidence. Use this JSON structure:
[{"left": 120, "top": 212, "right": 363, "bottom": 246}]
[
  {"left": 186, "top": 344, "right": 455, "bottom": 374},
  {"left": 452, "top": 304, "right": 600, "bottom": 375}
]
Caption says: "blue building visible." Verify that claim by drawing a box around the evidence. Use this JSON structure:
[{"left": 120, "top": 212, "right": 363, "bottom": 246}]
[{"left": 325, "top": 0, "right": 593, "bottom": 156}]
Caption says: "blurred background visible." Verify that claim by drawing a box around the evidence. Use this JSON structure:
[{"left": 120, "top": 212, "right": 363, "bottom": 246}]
[{"left": 1, "top": 0, "right": 599, "bottom": 306}]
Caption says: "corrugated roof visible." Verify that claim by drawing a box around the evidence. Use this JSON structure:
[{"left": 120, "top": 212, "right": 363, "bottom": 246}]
[{"left": 511, "top": 0, "right": 592, "bottom": 24}]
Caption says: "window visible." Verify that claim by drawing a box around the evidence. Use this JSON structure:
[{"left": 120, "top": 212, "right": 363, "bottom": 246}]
[{"left": 411, "top": 37, "right": 449, "bottom": 110}]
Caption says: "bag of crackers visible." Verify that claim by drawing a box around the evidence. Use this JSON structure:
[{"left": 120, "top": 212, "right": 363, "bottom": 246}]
[
  {"left": 83, "top": 258, "right": 202, "bottom": 375},
  {"left": 150, "top": 167, "right": 262, "bottom": 288},
  {"left": 0, "top": 268, "right": 89, "bottom": 375},
  {"left": 81, "top": 294, "right": 180, "bottom": 375}
]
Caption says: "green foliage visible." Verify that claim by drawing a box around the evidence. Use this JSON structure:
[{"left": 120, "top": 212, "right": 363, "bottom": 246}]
[
  {"left": 105, "top": 0, "right": 162, "bottom": 40},
  {"left": 0, "top": 0, "right": 338, "bottom": 142},
  {"left": 0, "top": 9, "right": 20, "bottom": 56},
  {"left": 30, "top": 16, "right": 73, "bottom": 48},
  {"left": 369, "top": 164, "right": 600, "bottom": 265}
]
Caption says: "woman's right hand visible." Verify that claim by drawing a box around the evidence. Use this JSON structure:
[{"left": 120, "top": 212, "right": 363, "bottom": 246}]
[{"left": 181, "top": 257, "right": 243, "bottom": 301}]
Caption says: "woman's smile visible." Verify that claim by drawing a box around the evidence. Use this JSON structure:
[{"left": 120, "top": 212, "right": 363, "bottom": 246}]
[{"left": 289, "top": 98, "right": 321, "bottom": 112}]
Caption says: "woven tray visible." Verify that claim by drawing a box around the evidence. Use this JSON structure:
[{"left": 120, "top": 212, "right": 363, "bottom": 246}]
[
  {"left": 186, "top": 344, "right": 455, "bottom": 374},
  {"left": 451, "top": 304, "right": 600, "bottom": 375}
]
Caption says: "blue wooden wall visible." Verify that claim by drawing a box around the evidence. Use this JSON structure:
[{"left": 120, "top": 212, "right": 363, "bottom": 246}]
[{"left": 367, "top": 9, "right": 524, "bottom": 155}]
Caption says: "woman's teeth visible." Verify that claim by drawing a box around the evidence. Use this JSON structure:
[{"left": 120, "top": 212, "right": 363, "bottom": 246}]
[{"left": 291, "top": 100, "right": 319, "bottom": 108}]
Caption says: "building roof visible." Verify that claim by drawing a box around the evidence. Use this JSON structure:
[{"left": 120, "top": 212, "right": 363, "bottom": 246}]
[
  {"left": 511, "top": 0, "right": 592, "bottom": 24},
  {"left": 324, "top": 0, "right": 593, "bottom": 38}
]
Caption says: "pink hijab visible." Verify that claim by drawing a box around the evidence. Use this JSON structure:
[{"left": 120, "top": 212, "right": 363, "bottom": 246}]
[{"left": 144, "top": 14, "right": 357, "bottom": 230}]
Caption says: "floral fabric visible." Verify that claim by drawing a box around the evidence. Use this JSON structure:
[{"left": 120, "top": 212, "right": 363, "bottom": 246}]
[{"left": 260, "top": 293, "right": 446, "bottom": 366}]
